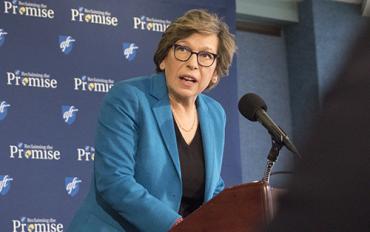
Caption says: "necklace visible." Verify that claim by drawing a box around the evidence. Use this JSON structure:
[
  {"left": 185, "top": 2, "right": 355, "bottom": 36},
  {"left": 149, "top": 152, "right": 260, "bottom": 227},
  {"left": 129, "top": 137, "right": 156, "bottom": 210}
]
[{"left": 172, "top": 108, "right": 197, "bottom": 132}]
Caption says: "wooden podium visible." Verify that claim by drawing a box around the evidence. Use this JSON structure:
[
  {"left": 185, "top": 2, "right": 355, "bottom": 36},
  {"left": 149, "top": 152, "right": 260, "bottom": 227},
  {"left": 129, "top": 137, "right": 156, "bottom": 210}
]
[{"left": 170, "top": 181, "right": 276, "bottom": 232}]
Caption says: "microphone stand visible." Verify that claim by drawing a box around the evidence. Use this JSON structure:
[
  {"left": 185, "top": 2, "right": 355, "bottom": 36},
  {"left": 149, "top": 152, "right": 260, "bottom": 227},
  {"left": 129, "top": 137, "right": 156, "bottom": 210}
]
[{"left": 262, "top": 137, "right": 283, "bottom": 183}]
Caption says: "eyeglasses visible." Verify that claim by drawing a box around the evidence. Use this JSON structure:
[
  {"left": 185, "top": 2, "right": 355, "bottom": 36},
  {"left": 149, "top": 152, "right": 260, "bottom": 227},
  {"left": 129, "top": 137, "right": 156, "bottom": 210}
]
[{"left": 173, "top": 44, "right": 218, "bottom": 67}]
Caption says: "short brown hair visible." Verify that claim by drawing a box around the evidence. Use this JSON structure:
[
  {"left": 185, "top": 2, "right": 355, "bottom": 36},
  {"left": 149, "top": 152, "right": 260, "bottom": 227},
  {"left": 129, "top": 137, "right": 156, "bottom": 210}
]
[{"left": 153, "top": 9, "right": 236, "bottom": 88}]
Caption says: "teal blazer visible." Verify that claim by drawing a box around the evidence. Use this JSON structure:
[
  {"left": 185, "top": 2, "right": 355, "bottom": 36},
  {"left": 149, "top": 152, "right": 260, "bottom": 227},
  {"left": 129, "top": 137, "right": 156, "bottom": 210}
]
[{"left": 68, "top": 73, "right": 225, "bottom": 232}]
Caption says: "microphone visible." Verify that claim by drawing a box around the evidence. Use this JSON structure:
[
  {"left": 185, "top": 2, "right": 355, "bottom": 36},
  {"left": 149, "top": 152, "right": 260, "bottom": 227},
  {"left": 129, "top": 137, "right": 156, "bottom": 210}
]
[{"left": 238, "top": 93, "right": 300, "bottom": 156}]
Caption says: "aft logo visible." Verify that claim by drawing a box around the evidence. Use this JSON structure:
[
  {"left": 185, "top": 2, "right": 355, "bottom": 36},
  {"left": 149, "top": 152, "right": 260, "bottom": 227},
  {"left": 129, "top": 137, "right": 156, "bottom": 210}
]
[
  {"left": 3, "top": 0, "right": 55, "bottom": 19},
  {"left": 6, "top": 70, "right": 58, "bottom": 89},
  {"left": 59, "top": 35, "right": 76, "bottom": 55},
  {"left": 77, "top": 146, "right": 95, "bottom": 161},
  {"left": 123, "top": 42, "right": 139, "bottom": 61},
  {"left": 12, "top": 217, "right": 64, "bottom": 232},
  {"left": 133, "top": 15, "right": 170, "bottom": 32},
  {"left": 9, "top": 143, "right": 61, "bottom": 161},
  {"left": 0, "top": 100, "right": 11, "bottom": 121},
  {"left": 0, "top": 29, "right": 8, "bottom": 47},
  {"left": 74, "top": 75, "right": 114, "bottom": 93},
  {"left": 0, "top": 175, "right": 13, "bottom": 196},
  {"left": 61, "top": 105, "right": 79, "bottom": 125},
  {"left": 71, "top": 6, "right": 118, "bottom": 26},
  {"left": 65, "top": 177, "right": 82, "bottom": 197}
]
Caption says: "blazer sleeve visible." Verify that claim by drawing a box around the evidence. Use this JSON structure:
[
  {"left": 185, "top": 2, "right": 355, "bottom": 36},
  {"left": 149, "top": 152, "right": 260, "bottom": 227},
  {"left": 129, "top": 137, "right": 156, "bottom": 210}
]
[
  {"left": 94, "top": 84, "right": 180, "bottom": 232},
  {"left": 213, "top": 178, "right": 225, "bottom": 197}
]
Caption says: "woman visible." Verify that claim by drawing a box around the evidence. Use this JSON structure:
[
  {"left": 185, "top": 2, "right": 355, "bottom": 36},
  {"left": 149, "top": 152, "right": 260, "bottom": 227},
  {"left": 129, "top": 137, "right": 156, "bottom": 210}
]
[{"left": 68, "top": 9, "right": 236, "bottom": 232}]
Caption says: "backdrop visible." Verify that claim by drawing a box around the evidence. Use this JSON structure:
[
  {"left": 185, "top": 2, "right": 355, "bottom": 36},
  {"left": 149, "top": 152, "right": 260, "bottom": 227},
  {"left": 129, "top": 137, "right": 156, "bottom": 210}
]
[{"left": 0, "top": 0, "right": 240, "bottom": 231}]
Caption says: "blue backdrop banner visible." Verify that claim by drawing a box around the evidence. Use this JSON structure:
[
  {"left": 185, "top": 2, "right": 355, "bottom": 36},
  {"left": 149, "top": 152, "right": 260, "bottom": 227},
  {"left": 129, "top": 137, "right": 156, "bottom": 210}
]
[{"left": 0, "top": 0, "right": 240, "bottom": 230}]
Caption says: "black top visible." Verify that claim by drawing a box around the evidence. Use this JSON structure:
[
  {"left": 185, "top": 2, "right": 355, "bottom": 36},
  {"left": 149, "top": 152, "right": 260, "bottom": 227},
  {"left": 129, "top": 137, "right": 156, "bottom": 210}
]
[{"left": 174, "top": 121, "right": 205, "bottom": 217}]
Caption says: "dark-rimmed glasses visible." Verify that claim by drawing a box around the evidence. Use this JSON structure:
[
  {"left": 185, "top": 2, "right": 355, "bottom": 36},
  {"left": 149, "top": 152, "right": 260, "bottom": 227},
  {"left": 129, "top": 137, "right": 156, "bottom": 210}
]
[{"left": 173, "top": 44, "right": 217, "bottom": 67}]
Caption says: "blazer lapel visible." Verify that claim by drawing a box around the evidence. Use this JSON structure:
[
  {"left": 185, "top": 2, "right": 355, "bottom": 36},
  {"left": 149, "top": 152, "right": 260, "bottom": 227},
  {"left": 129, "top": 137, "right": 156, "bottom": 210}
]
[
  {"left": 150, "top": 74, "right": 182, "bottom": 180},
  {"left": 197, "top": 95, "right": 215, "bottom": 201}
]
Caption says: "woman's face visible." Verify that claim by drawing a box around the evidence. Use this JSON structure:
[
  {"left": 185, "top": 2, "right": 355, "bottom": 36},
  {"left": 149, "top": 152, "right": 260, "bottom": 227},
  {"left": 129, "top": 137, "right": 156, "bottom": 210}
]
[{"left": 160, "top": 33, "right": 219, "bottom": 102}]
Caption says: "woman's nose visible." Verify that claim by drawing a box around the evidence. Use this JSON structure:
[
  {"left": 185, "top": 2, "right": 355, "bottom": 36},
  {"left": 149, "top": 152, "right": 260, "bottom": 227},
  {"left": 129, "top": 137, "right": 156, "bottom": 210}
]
[{"left": 186, "top": 53, "right": 199, "bottom": 70}]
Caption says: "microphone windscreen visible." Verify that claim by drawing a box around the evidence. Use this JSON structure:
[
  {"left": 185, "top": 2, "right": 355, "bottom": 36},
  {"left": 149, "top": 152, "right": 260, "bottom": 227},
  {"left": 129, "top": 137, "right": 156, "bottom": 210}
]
[{"left": 238, "top": 93, "right": 267, "bottom": 121}]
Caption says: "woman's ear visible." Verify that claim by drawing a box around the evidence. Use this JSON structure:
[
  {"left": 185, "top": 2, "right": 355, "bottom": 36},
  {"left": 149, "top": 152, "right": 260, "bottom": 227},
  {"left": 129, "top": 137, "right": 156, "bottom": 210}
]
[
  {"left": 159, "top": 60, "right": 165, "bottom": 71},
  {"left": 207, "top": 73, "right": 219, "bottom": 90},
  {"left": 211, "top": 75, "right": 218, "bottom": 84}
]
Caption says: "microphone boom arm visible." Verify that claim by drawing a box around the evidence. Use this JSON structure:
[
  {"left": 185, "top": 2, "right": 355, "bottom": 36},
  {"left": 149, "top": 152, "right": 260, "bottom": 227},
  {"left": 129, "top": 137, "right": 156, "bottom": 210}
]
[{"left": 262, "top": 137, "right": 284, "bottom": 183}]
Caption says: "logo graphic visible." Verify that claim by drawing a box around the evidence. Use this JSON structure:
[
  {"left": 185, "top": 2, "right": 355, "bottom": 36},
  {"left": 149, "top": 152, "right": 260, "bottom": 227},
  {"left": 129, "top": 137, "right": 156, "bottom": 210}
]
[
  {"left": 61, "top": 105, "right": 79, "bottom": 125},
  {"left": 133, "top": 15, "right": 171, "bottom": 32},
  {"left": 0, "top": 29, "right": 8, "bottom": 47},
  {"left": 59, "top": 35, "right": 76, "bottom": 54},
  {"left": 6, "top": 70, "right": 58, "bottom": 89},
  {"left": 74, "top": 75, "right": 114, "bottom": 93},
  {"left": 77, "top": 146, "right": 95, "bottom": 161},
  {"left": 123, "top": 42, "right": 139, "bottom": 61},
  {"left": 0, "top": 175, "right": 13, "bottom": 196},
  {"left": 9, "top": 143, "right": 61, "bottom": 161},
  {"left": 65, "top": 177, "right": 82, "bottom": 197},
  {"left": 71, "top": 6, "right": 118, "bottom": 26},
  {"left": 0, "top": 101, "right": 11, "bottom": 121},
  {"left": 3, "top": 0, "right": 55, "bottom": 19},
  {"left": 12, "top": 217, "right": 64, "bottom": 232}
]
